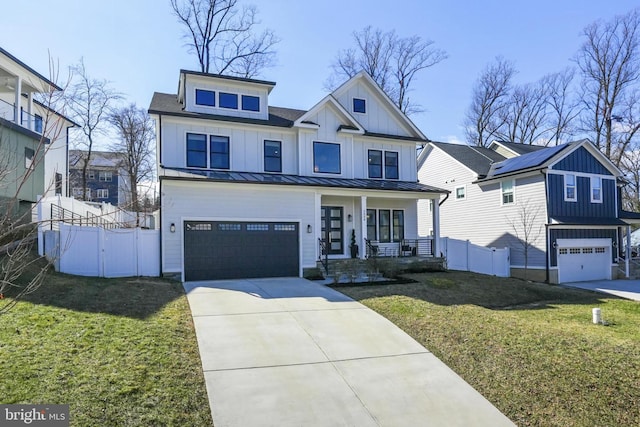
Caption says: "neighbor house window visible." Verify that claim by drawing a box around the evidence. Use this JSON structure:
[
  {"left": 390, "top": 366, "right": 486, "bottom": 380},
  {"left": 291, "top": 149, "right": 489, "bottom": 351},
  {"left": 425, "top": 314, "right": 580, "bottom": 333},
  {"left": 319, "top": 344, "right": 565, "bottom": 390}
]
[
  {"left": 34, "top": 114, "right": 43, "bottom": 133},
  {"left": 187, "top": 133, "right": 207, "bottom": 168},
  {"left": 96, "top": 189, "right": 109, "bottom": 199},
  {"left": 55, "top": 172, "right": 62, "bottom": 195},
  {"left": 210, "top": 135, "right": 230, "bottom": 169},
  {"left": 392, "top": 210, "right": 404, "bottom": 242},
  {"left": 195, "top": 89, "right": 215, "bottom": 107},
  {"left": 241, "top": 95, "right": 260, "bottom": 112},
  {"left": 99, "top": 171, "right": 113, "bottom": 182},
  {"left": 313, "top": 142, "right": 341, "bottom": 174},
  {"left": 501, "top": 180, "right": 514, "bottom": 205},
  {"left": 564, "top": 174, "right": 576, "bottom": 201},
  {"left": 264, "top": 140, "right": 281, "bottom": 172},
  {"left": 88, "top": 171, "right": 95, "bottom": 179},
  {"left": 385, "top": 151, "right": 399, "bottom": 179},
  {"left": 379, "top": 210, "right": 391, "bottom": 242},
  {"left": 368, "top": 150, "right": 382, "bottom": 178},
  {"left": 455, "top": 186, "right": 466, "bottom": 200},
  {"left": 353, "top": 98, "right": 366, "bottom": 114},
  {"left": 366, "top": 209, "right": 377, "bottom": 240},
  {"left": 24, "top": 147, "right": 34, "bottom": 170},
  {"left": 219, "top": 92, "right": 238, "bottom": 109},
  {"left": 591, "top": 176, "right": 602, "bottom": 203}
]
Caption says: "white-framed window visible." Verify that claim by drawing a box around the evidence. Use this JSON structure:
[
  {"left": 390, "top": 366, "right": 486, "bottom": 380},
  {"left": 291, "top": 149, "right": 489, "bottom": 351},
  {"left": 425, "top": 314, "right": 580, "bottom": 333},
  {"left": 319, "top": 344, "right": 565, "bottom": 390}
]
[
  {"left": 24, "top": 147, "right": 34, "bottom": 170},
  {"left": 96, "top": 189, "right": 109, "bottom": 199},
  {"left": 72, "top": 187, "right": 91, "bottom": 199},
  {"left": 99, "top": 171, "right": 113, "bottom": 182},
  {"left": 88, "top": 171, "right": 95, "bottom": 179},
  {"left": 564, "top": 174, "right": 576, "bottom": 202},
  {"left": 591, "top": 176, "right": 602, "bottom": 203},
  {"left": 455, "top": 185, "right": 466, "bottom": 200},
  {"left": 501, "top": 180, "right": 515, "bottom": 205}
]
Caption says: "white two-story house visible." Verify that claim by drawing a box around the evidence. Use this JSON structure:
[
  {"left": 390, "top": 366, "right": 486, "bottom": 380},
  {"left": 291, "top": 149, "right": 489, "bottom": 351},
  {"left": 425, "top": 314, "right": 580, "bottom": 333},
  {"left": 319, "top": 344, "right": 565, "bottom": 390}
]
[{"left": 149, "top": 70, "right": 446, "bottom": 281}]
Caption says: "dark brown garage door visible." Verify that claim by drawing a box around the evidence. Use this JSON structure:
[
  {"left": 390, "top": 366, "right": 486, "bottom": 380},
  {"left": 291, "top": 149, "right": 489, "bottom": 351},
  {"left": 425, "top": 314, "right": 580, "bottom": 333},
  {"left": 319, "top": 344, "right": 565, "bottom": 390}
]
[{"left": 183, "top": 221, "right": 299, "bottom": 281}]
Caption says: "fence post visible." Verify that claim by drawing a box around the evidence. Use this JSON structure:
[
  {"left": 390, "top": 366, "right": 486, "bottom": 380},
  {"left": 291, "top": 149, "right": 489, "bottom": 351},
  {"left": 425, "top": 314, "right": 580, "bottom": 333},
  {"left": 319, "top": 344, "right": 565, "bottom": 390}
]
[
  {"left": 466, "top": 240, "right": 470, "bottom": 272},
  {"left": 98, "top": 227, "right": 105, "bottom": 278}
]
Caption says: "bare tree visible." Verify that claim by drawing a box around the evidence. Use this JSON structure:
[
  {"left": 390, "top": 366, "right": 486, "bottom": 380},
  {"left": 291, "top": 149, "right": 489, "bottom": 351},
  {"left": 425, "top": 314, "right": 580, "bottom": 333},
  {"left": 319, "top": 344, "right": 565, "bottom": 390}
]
[
  {"left": 326, "top": 26, "right": 447, "bottom": 115},
  {"left": 65, "top": 59, "right": 120, "bottom": 201},
  {"left": 507, "top": 200, "right": 543, "bottom": 280},
  {"left": 464, "top": 57, "right": 516, "bottom": 146},
  {"left": 542, "top": 68, "right": 581, "bottom": 146},
  {"left": 501, "top": 80, "right": 550, "bottom": 145},
  {"left": 576, "top": 8, "right": 640, "bottom": 166},
  {"left": 108, "top": 104, "right": 155, "bottom": 227},
  {"left": 170, "top": 0, "right": 279, "bottom": 77}
]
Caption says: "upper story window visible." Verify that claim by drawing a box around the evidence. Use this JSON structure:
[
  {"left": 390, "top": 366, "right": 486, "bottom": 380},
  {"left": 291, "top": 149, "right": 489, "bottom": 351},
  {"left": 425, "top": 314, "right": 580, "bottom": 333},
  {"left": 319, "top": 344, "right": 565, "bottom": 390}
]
[
  {"left": 25, "top": 147, "right": 34, "bottom": 170},
  {"left": 99, "top": 171, "right": 113, "bottom": 182},
  {"left": 501, "top": 180, "right": 514, "bottom": 205},
  {"left": 368, "top": 149, "right": 399, "bottom": 179},
  {"left": 353, "top": 98, "right": 366, "bottom": 114},
  {"left": 96, "top": 189, "right": 109, "bottom": 199},
  {"left": 210, "top": 135, "right": 230, "bottom": 169},
  {"left": 564, "top": 174, "right": 576, "bottom": 202},
  {"left": 591, "top": 177, "right": 602, "bottom": 203},
  {"left": 368, "top": 150, "right": 382, "bottom": 178},
  {"left": 242, "top": 95, "right": 260, "bottom": 112},
  {"left": 455, "top": 186, "right": 466, "bottom": 200},
  {"left": 385, "top": 151, "right": 399, "bottom": 180},
  {"left": 264, "top": 140, "right": 282, "bottom": 172},
  {"left": 219, "top": 92, "right": 238, "bottom": 109},
  {"left": 195, "top": 89, "right": 215, "bottom": 107},
  {"left": 313, "top": 142, "right": 341, "bottom": 174},
  {"left": 186, "top": 133, "right": 229, "bottom": 169}
]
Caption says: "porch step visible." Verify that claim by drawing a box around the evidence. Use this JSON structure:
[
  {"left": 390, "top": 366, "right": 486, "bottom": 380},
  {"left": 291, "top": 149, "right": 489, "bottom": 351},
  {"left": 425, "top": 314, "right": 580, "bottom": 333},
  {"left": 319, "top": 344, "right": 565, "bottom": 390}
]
[{"left": 316, "top": 256, "right": 446, "bottom": 281}]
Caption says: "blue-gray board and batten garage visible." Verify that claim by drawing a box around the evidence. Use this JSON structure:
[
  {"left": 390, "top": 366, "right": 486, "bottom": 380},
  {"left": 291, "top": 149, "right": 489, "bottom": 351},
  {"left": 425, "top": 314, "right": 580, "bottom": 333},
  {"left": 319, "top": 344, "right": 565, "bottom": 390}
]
[{"left": 183, "top": 221, "right": 299, "bottom": 281}]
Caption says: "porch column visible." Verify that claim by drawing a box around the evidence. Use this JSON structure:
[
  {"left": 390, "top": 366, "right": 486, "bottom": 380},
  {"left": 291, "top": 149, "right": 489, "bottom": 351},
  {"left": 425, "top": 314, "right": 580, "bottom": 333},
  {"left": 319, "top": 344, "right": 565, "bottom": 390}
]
[
  {"left": 626, "top": 225, "right": 631, "bottom": 278},
  {"left": 14, "top": 76, "right": 21, "bottom": 125},
  {"left": 314, "top": 192, "right": 322, "bottom": 259},
  {"left": 360, "top": 196, "right": 367, "bottom": 259},
  {"left": 432, "top": 198, "right": 441, "bottom": 257}
]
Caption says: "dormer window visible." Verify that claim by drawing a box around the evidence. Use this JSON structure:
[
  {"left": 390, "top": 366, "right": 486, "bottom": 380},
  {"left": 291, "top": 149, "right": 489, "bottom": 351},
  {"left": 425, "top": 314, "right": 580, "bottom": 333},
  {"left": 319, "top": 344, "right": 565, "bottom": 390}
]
[
  {"left": 353, "top": 98, "right": 366, "bottom": 114},
  {"left": 242, "top": 95, "right": 260, "bottom": 112},
  {"left": 195, "top": 89, "right": 215, "bottom": 107},
  {"left": 219, "top": 92, "right": 238, "bottom": 109}
]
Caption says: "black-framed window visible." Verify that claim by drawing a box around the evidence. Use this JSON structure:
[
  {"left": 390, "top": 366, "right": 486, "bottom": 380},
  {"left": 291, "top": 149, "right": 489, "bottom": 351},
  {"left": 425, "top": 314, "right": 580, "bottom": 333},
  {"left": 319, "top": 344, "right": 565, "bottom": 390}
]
[
  {"left": 353, "top": 98, "right": 366, "bottom": 113},
  {"left": 393, "top": 210, "right": 404, "bottom": 242},
  {"left": 34, "top": 114, "right": 43, "bottom": 133},
  {"left": 264, "top": 140, "right": 282, "bottom": 172},
  {"left": 379, "top": 210, "right": 391, "bottom": 243},
  {"left": 385, "top": 151, "right": 399, "bottom": 179},
  {"left": 366, "top": 209, "right": 377, "bottom": 240},
  {"left": 313, "top": 142, "right": 341, "bottom": 174},
  {"left": 187, "top": 133, "right": 207, "bottom": 168},
  {"left": 368, "top": 150, "right": 382, "bottom": 178},
  {"left": 55, "top": 172, "right": 62, "bottom": 195},
  {"left": 210, "top": 135, "right": 230, "bottom": 169},
  {"left": 195, "top": 89, "right": 215, "bottom": 107},
  {"left": 219, "top": 92, "right": 238, "bottom": 109},
  {"left": 242, "top": 95, "right": 260, "bottom": 112}
]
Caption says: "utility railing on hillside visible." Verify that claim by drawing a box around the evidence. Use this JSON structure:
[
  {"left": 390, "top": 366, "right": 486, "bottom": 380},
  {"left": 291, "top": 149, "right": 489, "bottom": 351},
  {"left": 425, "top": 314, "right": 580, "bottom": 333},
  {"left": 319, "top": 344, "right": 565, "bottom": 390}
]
[{"left": 50, "top": 204, "right": 127, "bottom": 230}]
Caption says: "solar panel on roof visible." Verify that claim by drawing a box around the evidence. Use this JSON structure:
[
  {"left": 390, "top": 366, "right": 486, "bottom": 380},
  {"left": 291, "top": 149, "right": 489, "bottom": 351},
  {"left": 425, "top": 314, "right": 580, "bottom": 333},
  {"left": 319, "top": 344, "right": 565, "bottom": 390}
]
[{"left": 488, "top": 143, "right": 569, "bottom": 177}]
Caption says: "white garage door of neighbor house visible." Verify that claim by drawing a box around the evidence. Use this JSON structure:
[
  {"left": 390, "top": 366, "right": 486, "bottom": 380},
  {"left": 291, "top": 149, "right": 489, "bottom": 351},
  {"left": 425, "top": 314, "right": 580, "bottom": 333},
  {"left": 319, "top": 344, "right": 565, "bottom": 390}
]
[{"left": 557, "top": 238, "right": 612, "bottom": 283}]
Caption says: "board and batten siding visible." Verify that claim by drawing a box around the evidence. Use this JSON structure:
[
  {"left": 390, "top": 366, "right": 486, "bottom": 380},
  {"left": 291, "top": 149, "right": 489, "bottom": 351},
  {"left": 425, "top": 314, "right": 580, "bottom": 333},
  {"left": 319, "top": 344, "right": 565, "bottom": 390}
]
[
  {"left": 333, "top": 80, "right": 413, "bottom": 137},
  {"left": 160, "top": 116, "right": 297, "bottom": 174},
  {"left": 550, "top": 146, "right": 613, "bottom": 176},
  {"left": 352, "top": 137, "right": 417, "bottom": 181},
  {"left": 161, "top": 180, "right": 317, "bottom": 275},
  {"left": 547, "top": 173, "right": 617, "bottom": 218},
  {"left": 418, "top": 146, "right": 548, "bottom": 268}
]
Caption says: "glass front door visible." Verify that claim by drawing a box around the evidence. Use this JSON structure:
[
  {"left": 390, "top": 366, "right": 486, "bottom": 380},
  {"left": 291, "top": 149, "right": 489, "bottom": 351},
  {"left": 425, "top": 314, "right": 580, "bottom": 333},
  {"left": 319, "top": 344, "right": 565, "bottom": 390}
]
[{"left": 321, "top": 206, "right": 343, "bottom": 255}]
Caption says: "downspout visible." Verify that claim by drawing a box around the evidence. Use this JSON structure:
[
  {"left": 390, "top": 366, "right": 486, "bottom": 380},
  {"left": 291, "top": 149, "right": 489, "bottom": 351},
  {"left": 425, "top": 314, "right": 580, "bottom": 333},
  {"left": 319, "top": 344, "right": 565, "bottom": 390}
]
[
  {"left": 542, "top": 169, "right": 550, "bottom": 283},
  {"left": 438, "top": 192, "right": 449, "bottom": 206}
]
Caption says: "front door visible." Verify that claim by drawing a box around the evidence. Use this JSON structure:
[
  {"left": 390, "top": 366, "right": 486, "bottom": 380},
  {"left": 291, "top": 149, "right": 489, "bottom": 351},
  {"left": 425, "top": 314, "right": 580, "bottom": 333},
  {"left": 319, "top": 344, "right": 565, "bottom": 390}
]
[{"left": 321, "top": 206, "right": 343, "bottom": 255}]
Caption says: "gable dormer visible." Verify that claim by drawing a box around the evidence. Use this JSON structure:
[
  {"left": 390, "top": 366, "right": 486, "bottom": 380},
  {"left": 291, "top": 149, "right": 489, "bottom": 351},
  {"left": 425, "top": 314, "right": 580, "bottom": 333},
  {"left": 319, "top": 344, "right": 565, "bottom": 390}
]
[{"left": 178, "top": 70, "right": 275, "bottom": 121}]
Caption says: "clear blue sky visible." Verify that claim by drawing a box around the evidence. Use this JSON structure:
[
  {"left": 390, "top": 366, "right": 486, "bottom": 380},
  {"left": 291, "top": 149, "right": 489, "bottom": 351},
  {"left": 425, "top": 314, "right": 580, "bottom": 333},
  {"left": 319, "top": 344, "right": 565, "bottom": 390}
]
[{"left": 1, "top": 0, "right": 638, "bottom": 146}]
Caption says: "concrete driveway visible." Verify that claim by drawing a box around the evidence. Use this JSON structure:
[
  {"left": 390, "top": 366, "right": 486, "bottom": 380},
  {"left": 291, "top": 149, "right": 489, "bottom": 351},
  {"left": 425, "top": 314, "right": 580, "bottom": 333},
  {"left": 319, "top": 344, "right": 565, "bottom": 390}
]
[
  {"left": 184, "top": 277, "right": 514, "bottom": 427},
  {"left": 563, "top": 279, "right": 640, "bottom": 301}
]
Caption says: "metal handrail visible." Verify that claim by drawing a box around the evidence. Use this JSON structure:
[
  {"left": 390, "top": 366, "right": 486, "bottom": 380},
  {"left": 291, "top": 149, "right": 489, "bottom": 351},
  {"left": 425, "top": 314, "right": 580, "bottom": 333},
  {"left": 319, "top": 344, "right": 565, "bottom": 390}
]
[{"left": 318, "top": 238, "right": 328, "bottom": 274}]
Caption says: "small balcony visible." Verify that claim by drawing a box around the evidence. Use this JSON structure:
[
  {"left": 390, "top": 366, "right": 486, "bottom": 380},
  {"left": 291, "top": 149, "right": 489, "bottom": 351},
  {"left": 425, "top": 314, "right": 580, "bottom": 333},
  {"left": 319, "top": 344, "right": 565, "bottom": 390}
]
[{"left": 0, "top": 97, "right": 42, "bottom": 134}]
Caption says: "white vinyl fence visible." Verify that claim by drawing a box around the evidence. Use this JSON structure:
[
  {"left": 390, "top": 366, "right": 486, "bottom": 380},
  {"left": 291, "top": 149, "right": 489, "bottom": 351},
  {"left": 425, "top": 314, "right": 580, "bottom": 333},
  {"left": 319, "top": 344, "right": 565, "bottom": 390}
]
[
  {"left": 45, "top": 223, "right": 160, "bottom": 278},
  {"left": 442, "top": 237, "right": 510, "bottom": 277}
]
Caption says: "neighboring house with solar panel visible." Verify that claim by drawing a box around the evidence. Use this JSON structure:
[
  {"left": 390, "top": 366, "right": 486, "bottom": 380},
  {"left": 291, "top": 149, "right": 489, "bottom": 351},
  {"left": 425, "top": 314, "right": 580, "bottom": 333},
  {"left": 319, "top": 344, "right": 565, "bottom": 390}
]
[
  {"left": 69, "top": 150, "right": 131, "bottom": 207},
  {"left": 418, "top": 139, "right": 640, "bottom": 284},
  {"left": 148, "top": 70, "right": 448, "bottom": 281}
]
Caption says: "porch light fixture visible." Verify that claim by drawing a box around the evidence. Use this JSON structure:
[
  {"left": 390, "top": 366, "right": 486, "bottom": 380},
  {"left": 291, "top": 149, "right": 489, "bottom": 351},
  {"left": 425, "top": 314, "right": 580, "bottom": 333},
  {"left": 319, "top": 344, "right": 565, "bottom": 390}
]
[
  {"left": 307, "top": 224, "right": 312, "bottom": 233},
  {"left": 347, "top": 214, "right": 353, "bottom": 222},
  {"left": 170, "top": 223, "right": 176, "bottom": 233}
]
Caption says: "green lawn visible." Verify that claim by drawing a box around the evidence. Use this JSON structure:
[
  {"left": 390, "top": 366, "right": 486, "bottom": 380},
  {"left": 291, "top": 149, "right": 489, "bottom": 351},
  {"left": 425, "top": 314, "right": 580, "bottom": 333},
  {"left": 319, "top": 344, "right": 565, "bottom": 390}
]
[
  {"left": 337, "top": 272, "right": 640, "bottom": 427},
  {"left": 0, "top": 263, "right": 212, "bottom": 426}
]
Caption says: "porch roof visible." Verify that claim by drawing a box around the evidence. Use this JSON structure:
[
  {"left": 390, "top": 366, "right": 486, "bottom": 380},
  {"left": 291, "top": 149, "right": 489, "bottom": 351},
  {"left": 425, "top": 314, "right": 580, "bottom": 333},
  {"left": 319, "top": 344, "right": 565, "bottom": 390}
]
[
  {"left": 550, "top": 216, "right": 628, "bottom": 226},
  {"left": 162, "top": 167, "right": 448, "bottom": 194}
]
